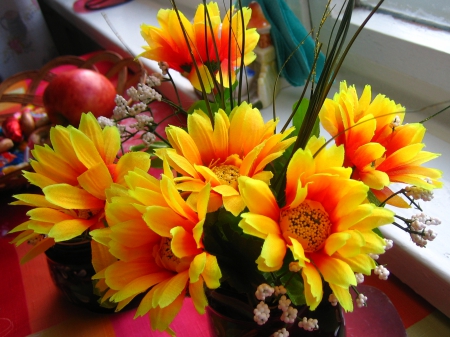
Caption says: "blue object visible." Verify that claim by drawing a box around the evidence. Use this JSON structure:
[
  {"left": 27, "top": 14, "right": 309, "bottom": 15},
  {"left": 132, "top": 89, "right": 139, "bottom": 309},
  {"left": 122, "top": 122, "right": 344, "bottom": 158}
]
[{"left": 240, "top": 0, "right": 325, "bottom": 87}]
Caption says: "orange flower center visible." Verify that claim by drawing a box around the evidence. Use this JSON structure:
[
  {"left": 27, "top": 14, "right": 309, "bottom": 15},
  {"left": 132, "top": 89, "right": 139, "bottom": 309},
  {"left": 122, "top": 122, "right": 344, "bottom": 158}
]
[
  {"left": 280, "top": 200, "right": 331, "bottom": 252},
  {"left": 155, "top": 237, "right": 181, "bottom": 272},
  {"left": 212, "top": 165, "right": 240, "bottom": 188}
]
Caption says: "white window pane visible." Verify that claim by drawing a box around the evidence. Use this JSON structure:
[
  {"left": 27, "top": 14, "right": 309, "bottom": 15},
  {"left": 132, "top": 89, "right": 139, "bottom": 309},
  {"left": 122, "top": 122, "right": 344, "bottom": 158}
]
[{"left": 358, "top": 0, "right": 450, "bottom": 30}]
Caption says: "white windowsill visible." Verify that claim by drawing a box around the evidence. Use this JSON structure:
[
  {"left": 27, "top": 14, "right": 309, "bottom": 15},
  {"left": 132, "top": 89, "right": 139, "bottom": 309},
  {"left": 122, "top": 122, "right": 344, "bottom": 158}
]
[{"left": 41, "top": 0, "right": 450, "bottom": 318}]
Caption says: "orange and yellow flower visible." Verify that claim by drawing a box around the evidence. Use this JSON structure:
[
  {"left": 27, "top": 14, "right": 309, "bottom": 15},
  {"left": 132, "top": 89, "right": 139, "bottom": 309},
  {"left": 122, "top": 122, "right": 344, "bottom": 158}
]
[
  {"left": 238, "top": 136, "right": 394, "bottom": 312},
  {"left": 319, "top": 81, "right": 442, "bottom": 205},
  {"left": 139, "top": 2, "right": 259, "bottom": 92},
  {"left": 156, "top": 102, "right": 296, "bottom": 216},
  {"left": 9, "top": 112, "right": 150, "bottom": 262},
  {"left": 91, "top": 164, "right": 221, "bottom": 336}
]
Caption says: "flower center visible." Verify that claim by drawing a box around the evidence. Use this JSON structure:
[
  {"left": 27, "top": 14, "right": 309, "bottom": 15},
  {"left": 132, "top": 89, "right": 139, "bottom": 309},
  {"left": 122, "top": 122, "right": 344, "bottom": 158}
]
[
  {"left": 280, "top": 200, "right": 331, "bottom": 252},
  {"left": 212, "top": 165, "right": 240, "bottom": 188},
  {"left": 154, "top": 237, "right": 181, "bottom": 272}
]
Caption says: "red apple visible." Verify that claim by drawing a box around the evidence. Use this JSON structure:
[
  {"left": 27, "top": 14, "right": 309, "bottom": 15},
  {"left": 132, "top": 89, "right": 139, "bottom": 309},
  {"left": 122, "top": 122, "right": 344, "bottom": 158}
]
[{"left": 43, "top": 68, "right": 117, "bottom": 126}]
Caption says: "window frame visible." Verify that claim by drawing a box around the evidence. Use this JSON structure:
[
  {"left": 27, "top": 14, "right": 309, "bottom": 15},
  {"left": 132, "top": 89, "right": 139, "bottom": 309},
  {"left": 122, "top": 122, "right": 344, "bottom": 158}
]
[{"left": 307, "top": 0, "right": 450, "bottom": 141}]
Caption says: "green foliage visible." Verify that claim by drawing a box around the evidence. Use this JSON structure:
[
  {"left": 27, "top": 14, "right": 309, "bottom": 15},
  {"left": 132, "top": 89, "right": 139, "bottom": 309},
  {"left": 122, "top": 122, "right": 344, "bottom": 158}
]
[
  {"left": 292, "top": 98, "right": 320, "bottom": 140},
  {"left": 203, "top": 209, "right": 267, "bottom": 298}
]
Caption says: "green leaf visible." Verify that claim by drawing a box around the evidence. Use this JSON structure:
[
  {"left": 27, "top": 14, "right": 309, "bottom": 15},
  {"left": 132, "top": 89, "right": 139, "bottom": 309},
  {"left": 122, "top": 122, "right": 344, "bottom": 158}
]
[
  {"left": 203, "top": 209, "right": 266, "bottom": 298},
  {"left": 292, "top": 98, "right": 320, "bottom": 139},
  {"left": 187, "top": 100, "right": 220, "bottom": 115}
]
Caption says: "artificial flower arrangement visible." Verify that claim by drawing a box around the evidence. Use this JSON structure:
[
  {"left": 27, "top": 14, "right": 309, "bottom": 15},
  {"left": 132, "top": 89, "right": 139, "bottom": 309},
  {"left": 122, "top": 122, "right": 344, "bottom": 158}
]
[{"left": 9, "top": 0, "right": 444, "bottom": 336}]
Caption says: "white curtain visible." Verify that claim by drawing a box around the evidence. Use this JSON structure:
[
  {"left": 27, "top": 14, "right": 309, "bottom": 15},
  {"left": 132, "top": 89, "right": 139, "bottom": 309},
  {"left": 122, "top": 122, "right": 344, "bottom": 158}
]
[{"left": 0, "top": 0, "right": 57, "bottom": 81}]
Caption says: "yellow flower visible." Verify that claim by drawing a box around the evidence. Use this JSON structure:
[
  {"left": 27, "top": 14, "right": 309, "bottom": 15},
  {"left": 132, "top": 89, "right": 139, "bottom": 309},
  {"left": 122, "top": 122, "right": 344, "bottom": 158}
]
[
  {"left": 139, "top": 2, "right": 259, "bottom": 92},
  {"left": 91, "top": 165, "right": 221, "bottom": 336},
  {"left": 319, "top": 81, "right": 442, "bottom": 206},
  {"left": 157, "top": 102, "right": 296, "bottom": 216},
  {"left": 9, "top": 113, "right": 150, "bottom": 262},
  {"left": 238, "top": 136, "right": 394, "bottom": 312}
]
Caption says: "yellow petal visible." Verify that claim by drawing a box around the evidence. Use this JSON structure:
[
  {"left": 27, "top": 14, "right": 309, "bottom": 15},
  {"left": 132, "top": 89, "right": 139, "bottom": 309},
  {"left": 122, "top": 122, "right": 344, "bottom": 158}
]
[
  {"left": 257, "top": 233, "right": 286, "bottom": 272},
  {"left": 238, "top": 176, "right": 279, "bottom": 221},
  {"left": 312, "top": 253, "right": 357, "bottom": 288},
  {"left": 329, "top": 283, "right": 353, "bottom": 312},
  {"left": 170, "top": 226, "right": 199, "bottom": 258},
  {"left": 27, "top": 208, "right": 73, "bottom": 223},
  {"left": 70, "top": 127, "right": 103, "bottom": 169},
  {"left": 102, "top": 125, "right": 121, "bottom": 165},
  {"left": 188, "top": 110, "right": 216, "bottom": 165},
  {"left": 161, "top": 175, "right": 197, "bottom": 223},
  {"left": 222, "top": 194, "right": 246, "bottom": 216},
  {"left": 166, "top": 127, "right": 202, "bottom": 165},
  {"left": 22, "top": 171, "right": 57, "bottom": 189},
  {"left": 156, "top": 271, "right": 189, "bottom": 308},
  {"left": 189, "top": 279, "right": 208, "bottom": 314},
  {"left": 201, "top": 254, "right": 221, "bottom": 289},
  {"left": 239, "top": 213, "right": 280, "bottom": 239},
  {"left": 288, "top": 238, "right": 310, "bottom": 266},
  {"left": 77, "top": 163, "right": 112, "bottom": 200},
  {"left": 43, "top": 184, "right": 105, "bottom": 209},
  {"left": 12, "top": 193, "right": 61, "bottom": 209},
  {"left": 20, "top": 237, "right": 55, "bottom": 264},
  {"left": 112, "top": 272, "right": 172, "bottom": 302},
  {"left": 115, "top": 152, "right": 151, "bottom": 185},
  {"left": 149, "top": 292, "right": 184, "bottom": 335},
  {"left": 301, "top": 263, "right": 323, "bottom": 311},
  {"left": 49, "top": 218, "right": 96, "bottom": 241},
  {"left": 91, "top": 239, "right": 117, "bottom": 273},
  {"left": 144, "top": 206, "right": 191, "bottom": 237}
]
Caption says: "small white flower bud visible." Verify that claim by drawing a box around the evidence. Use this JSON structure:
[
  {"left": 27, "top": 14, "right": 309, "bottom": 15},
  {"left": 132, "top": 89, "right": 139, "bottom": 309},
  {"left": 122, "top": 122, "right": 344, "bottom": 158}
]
[
  {"left": 328, "top": 293, "right": 338, "bottom": 306},
  {"left": 356, "top": 293, "right": 368, "bottom": 308},
  {"left": 255, "top": 283, "right": 275, "bottom": 301},
  {"left": 298, "top": 317, "right": 319, "bottom": 331}
]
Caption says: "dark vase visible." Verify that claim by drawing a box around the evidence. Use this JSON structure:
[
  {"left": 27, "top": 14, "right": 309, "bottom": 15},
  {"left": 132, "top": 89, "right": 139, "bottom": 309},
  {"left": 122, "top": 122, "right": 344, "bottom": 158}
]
[
  {"left": 206, "top": 289, "right": 345, "bottom": 337},
  {"left": 44, "top": 239, "right": 116, "bottom": 313}
]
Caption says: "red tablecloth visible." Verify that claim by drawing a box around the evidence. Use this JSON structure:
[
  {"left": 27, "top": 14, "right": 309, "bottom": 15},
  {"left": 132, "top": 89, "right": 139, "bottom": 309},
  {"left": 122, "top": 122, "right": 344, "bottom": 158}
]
[{"left": 0, "top": 189, "right": 444, "bottom": 337}]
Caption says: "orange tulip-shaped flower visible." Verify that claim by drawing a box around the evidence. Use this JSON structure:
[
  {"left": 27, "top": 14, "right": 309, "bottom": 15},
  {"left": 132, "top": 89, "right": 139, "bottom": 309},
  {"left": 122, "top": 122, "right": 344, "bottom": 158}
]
[
  {"left": 238, "top": 136, "right": 394, "bottom": 312},
  {"left": 319, "top": 81, "right": 442, "bottom": 206},
  {"left": 139, "top": 2, "right": 259, "bottom": 92}
]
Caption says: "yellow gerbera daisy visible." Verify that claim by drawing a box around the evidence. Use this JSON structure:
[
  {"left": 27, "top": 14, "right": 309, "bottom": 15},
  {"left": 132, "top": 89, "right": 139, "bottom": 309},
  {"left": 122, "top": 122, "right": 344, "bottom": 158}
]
[
  {"left": 139, "top": 2, "right": 259, "bottom": 92},
  {"left": 238, "top": 136, "right": 394, "bottom": 312},
  {"left": 319, "top": 81, "right": 442, "bottom": 206},
  {"left": 9, "top": 112, "right": 150, "bottom": 262},
  {"left": 157, "top": 102, "right": 296, "bottom": 216},
  {"left": 91, "top": 165, "right": 221, "bottom": 336}
]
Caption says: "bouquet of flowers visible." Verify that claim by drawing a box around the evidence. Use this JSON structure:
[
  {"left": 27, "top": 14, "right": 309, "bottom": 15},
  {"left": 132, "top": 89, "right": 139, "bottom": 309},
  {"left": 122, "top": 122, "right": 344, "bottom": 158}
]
[{"left": 9, "top": 0, "right": 444, "bottom": 336}]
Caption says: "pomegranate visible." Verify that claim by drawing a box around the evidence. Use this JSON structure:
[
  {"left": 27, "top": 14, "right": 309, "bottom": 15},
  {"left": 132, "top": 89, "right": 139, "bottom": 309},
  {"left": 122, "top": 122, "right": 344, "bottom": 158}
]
[{"left": 43, "top": 68, "right": 117, "bottom": 126}]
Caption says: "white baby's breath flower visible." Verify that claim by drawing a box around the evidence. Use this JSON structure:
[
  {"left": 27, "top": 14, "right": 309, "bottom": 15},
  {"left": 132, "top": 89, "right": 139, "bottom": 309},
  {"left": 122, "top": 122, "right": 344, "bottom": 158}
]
[
  {"left": 355, "top": 272, "right": 365, "bottom": 284},
  {"left": 97, "top": 116, "right": 115, "bottom": 128},
  {"left": 356, "top": 293, "right": 368, "bottom": 308},
  {"left": 272, "top": 328, "right": 289, "bottom": 337},
  {"left": 278, "top": 295, "right": 291, "bottom": 312},
  {"left": 146, "top": 74, "right": 162, "bottom": 87},
  {"left": 384, "top": 239, "right": 394, "bottom": 250},
  {"left": 298, "top": 317, "right": 319, "bottom": 331},
  {"left": 253, "top": 301, "right": 270, "bottom": 325},
  {"left": 328, "top": 293, "right": 338, "bottom": 306},
  {"left": 255, "top": 283, "right": 274, "bottom": 301},
  {"left": 142, "top": 132, "right": 156, "bottom": 146},
  {"left": 374, "top": 265, "right": 390, "bottom": 280},
  {"left": 280, "top": 306, "right": 298, "bottom": 324},
  {"left": 274, "top": 285, "right": 287, "bottom": 296},
  {"left": 405, "top": 185, "right": 434, "bottom": 201}
]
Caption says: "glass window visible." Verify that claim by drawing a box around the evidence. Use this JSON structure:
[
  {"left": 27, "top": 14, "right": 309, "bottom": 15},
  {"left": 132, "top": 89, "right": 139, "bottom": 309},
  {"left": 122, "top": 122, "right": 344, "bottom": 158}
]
[{"left": 357, "top": 0, "right": 450, "bottom": 31}]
